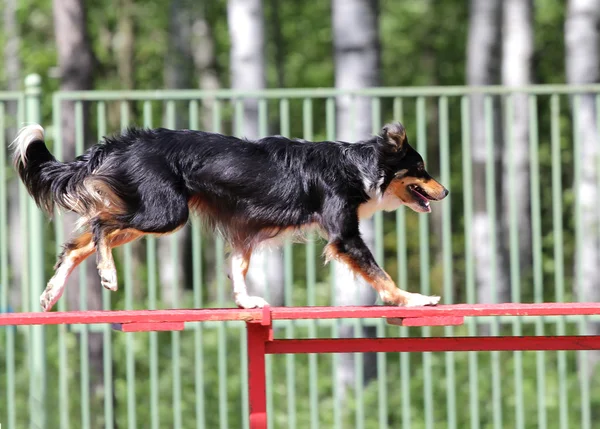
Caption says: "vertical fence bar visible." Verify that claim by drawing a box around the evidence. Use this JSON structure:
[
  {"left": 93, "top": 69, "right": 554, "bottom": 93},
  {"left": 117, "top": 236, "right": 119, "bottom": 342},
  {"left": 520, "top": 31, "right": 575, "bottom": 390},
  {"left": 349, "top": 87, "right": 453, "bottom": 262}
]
[
  {"left": 189, "top": 99, "right": 207, "bottom": 429},
  {"left": 505, "top": 94, "right": 525, "bottom": 429},
  {"left": 439, "top": 96, "right": 456, "bottom": 429},
  {"left": 15, "top": 95, "right": 28, "bottom": 429},
  {"left": 0, "top": 100, "right": 15, "bottom": 429},
  {"left": 326, "top": 96, "right": 342, "bottom": 429},
  {"left": 211, "top": 99, "right": 229, "bottom": 429},
  {"left": 280, "top": 98, "right": 297, "bottom": 429},
  {"left": 528, "top": 95, "right": 546, "bottom": 429},
  {"left": 25, "top": 74, "right": 46, "bottom": 429},
  {"left": 73, "top": 98, "right": 92, "bottom": 429},
  {"left": 461, "top": 96, "right": 479, "bottom": 429},
  {"left": 233, "top": 99, "right": 251, "bottom": 429},
  {"left": 255, "top": 97, "right": 275, "bottom": 429},
  {"left": 572, "top": 94, "right": 591, "bottom": 429},
  {"left": 0, "top": 100, "right": 11, "bottom": 426},
  {"left": 164, "top": 100, "right": 183, "bottom": 429},
  {"left": 142, "top": 101, "right": 160, "bottom": 429},
  {"left": 394, "top": 97, "right": 411, "bottom": 429},
  {"left": 303, "top": 97, "right": 320, "bottom": 429},
  {"left": 96, "top": 101, "right": 115, "bottom": 429},
  {"left": 416, "top": 96, "right": 434, "bottom": 429},
  {"left": 550, "top": 94, "right": 568, "bottom": 429},
  {"left": 52, "top": 95, "right": 71, "bottom": 429},
  {"left": 484, "top": 95, "right": 502, "bottom": 429},
  {"left": 120, "top": 100, "right": 138, "bottom": 429},
  {"left": 348, "top": 95, "right": 365, "bottom": 429},
  {"left": 231, "top": 99, "right": 251, "bottom": 429},
  {"left": 370, "top": 97, "right": 388, "bottom": 429}
]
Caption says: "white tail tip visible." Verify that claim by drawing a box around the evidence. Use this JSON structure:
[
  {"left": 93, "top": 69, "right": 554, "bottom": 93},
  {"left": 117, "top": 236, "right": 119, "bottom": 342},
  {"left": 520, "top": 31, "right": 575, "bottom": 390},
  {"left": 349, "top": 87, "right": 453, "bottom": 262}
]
[{"left": 11, "top": 124, "right": 45, "bottom": 166}]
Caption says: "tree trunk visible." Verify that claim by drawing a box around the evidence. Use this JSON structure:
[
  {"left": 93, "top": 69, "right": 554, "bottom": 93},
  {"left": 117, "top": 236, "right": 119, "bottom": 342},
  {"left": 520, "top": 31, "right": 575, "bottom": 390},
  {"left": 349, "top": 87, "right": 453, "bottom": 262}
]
[
  {"left": 267, "top": 0, "right": 285, "bottom": 88},
  {"left": 332, "top": 0, "right": 380, "bottom": 392},
  {"left": 227, "top": 0, "right": 285, "bottom": 306},
  {"left": 467, "top": 0, "right": 509, "bottom": 307},
  {"left": 502, "top": 0, "right": 534, "bottom": 278},
  {"left": 52, "top": 0, "right": 114, "bottom": 423},
  {"left": 4, "top": 0, "right": 24, "bottom": 310},
  {"left": 565, "top": 0, "right": 600, "bottom": 371},
  {"left": 159, "top": 0, "right": 197, "bottom": 307},
  {"left": 115, "top": 0, "right": 135, "bottom": 91}
]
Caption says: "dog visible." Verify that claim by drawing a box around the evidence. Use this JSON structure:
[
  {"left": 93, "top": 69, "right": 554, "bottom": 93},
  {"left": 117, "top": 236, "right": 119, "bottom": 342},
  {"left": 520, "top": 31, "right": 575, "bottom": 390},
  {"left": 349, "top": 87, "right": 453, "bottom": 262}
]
[{"left": 11, "top": 122, "right": 448, "bottom": 312}]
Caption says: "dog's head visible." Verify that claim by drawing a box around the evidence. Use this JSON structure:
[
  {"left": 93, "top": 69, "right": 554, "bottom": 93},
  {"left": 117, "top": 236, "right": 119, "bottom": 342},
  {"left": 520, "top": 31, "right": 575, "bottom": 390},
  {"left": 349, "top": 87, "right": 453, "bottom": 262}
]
[{"left": 379, "top": 122, "right": 448, "bottom": 213}]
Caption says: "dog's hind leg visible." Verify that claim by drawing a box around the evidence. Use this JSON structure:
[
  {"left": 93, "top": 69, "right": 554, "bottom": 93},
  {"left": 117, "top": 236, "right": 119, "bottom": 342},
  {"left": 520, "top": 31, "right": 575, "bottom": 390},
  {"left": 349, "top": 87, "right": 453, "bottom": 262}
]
[
  {"left": 228, "top": 248, "right": 270, "bottom": 309},
  {"left": 40, "top": 228, "right": 144, "bottom": 311},
  {"left": 92, "top": 223, "right": 144, "bottom": 291},
  {"left": 41, "top": 232, "right": 96, "bottom": 311}
]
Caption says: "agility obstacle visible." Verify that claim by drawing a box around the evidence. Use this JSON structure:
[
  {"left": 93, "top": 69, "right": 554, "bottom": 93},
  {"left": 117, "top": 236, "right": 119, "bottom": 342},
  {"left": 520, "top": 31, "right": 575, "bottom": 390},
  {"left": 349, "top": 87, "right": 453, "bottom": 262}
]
[{"left": 3, "top": 302, "right": 600, "bottom": 429}]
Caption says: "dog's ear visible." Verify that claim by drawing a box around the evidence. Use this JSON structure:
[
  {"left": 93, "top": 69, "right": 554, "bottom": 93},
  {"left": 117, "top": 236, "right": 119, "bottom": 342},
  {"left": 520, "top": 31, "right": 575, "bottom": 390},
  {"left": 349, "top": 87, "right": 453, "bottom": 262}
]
[{"left": 381, "top": 122, "right": 407, "bottom": 151}]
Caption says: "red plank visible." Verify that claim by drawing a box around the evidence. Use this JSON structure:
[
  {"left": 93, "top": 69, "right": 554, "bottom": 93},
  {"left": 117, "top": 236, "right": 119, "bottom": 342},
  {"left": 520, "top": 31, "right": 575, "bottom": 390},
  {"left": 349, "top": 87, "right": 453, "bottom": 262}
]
[
  {"left": 386, "top": 316, "right": 464, "bottom": 326},
  {"left": 2, "top": 302, "right": 600, "bottom": 328},
  {"left": 269, "top": 302, "right": 600, "bottom": 320},
  {"left": 112, "top": 322, "right": 185, "bottom": 332},
  {"left": 0, "top": 308, "right": 262, "bottom": 326},
  {"left": 265, "top": 335, "right": 600, "bottom": 354}
]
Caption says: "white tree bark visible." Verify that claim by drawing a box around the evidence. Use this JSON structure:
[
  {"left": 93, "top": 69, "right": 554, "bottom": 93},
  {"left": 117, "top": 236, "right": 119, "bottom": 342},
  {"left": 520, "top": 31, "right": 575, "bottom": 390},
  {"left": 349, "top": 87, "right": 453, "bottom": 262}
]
[
  {"left": 565, "top": 0, "right": 600, "bottom": 369},
  {"left": 227, "top": 0, "right": 285, "bottom": 306},
  {"left": 332, "top": 0, "right": 380, "bottom": 391},
  {"left": 467, "top": 0, "right": 510, "bottom": 305},
  {"left": 502, "top": 0, "right": 534, "bottom": 275},
  {"left": 159, "top": 0, "right": 197, "bottom": 307},
  {"left": 52, "top": 0, "right": 113, "bottom": 419},
  {"left": 4, "top": 0, "right": 24, "bottom": 310}
]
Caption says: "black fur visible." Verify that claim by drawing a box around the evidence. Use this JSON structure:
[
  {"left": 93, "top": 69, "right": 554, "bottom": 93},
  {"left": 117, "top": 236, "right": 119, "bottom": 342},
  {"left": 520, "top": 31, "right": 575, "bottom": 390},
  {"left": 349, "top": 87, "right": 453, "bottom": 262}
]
[{"left": 15, "top": 122, "right": 449, "bottom": 307}]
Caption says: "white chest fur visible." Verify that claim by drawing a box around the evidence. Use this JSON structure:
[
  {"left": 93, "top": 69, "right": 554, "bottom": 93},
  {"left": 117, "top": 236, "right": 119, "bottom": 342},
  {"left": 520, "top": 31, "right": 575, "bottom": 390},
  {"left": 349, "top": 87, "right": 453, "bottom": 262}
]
[{"left": 357, "top": 191, "right": 404, "bottom": 220}]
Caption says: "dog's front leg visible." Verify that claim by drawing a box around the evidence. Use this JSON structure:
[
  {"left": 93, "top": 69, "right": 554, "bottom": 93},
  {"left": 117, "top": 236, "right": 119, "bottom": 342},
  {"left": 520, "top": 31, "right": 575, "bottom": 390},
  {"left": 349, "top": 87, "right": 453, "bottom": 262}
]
[
  {"left": 228, "top": 249, "right": 270, "bottom": 309},
  {"left": 325, "top": 235, "right": 440, "bottom": 307}
]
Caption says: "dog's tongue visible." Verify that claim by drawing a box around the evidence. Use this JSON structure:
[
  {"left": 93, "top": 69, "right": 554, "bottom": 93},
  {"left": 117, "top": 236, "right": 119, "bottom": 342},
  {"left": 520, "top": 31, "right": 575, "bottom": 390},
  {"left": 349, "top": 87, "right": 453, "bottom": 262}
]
[{"left": 413, "top": 188, "right": 430, "bottom": 210}]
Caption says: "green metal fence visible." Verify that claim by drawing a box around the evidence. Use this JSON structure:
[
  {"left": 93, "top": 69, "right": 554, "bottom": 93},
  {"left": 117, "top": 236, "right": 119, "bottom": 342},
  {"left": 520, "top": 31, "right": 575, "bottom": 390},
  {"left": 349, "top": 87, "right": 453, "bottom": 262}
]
[{"left": 2, "top": 75, "right": 600, "bottom": 428}]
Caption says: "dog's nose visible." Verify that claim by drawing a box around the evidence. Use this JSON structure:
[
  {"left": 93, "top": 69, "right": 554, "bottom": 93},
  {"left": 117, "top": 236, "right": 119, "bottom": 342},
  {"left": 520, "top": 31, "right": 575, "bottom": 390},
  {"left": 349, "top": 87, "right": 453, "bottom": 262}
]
[{"left": 443, "top": 188, "right": 449, "bottom": 198}]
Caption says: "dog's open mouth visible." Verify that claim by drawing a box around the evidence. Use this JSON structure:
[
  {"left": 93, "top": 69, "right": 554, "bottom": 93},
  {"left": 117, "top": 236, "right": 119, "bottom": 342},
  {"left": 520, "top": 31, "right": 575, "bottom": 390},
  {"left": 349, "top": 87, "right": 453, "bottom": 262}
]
[{"left": 408, "top": 185, "right": 433, "bottom": 211}]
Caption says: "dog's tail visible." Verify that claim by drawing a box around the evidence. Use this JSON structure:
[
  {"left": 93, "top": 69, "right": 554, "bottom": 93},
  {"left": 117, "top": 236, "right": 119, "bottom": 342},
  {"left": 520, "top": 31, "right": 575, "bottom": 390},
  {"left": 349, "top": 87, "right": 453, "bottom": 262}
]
[{"left": 11, "top": 124, "right": 98, "bottom": 217}]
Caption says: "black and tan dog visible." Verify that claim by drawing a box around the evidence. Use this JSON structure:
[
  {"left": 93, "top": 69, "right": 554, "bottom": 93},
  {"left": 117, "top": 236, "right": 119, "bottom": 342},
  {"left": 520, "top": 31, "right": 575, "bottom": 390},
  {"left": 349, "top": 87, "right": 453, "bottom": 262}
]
[{"left": 12, "top": 122, "right": 448, "bottom": 311}]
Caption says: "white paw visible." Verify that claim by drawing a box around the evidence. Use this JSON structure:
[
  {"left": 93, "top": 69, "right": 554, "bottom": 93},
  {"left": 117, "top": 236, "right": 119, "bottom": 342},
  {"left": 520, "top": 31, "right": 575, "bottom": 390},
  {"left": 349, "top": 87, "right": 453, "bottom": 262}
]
[
  {"left": 403, "top": 293, "right": 441, "bottom": 307},
  {"left": 234, "top": 294, "right": 270, "bottom": 309},
  {"left": 100, "top": 269, "right": 118, "bottom": 291},
  {"left": 40, "top": 282, "right": 65, "bottom": 312}
]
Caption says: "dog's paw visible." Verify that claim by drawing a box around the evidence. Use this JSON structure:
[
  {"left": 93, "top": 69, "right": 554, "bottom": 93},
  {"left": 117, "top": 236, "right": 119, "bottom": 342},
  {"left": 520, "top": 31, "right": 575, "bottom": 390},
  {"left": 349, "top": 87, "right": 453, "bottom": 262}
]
[
  {"left": 100, "top": 269, "right": 118, "bottom": 291},
  {"left": 402, "top": 293, "right": 440, "bottom": 307},
  {"left": 235, "top": 294, "right": 270, "bottom": 309},
  {"left": 40, "top": 283, "right": 64, "bottom": 312}
]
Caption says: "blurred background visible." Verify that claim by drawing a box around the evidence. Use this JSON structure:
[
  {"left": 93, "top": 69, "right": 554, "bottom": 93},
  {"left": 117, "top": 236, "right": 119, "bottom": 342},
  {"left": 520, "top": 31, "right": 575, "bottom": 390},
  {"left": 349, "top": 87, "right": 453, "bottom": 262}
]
[{"left": 1, "top": 0, "right": 600, "bottom": 428}]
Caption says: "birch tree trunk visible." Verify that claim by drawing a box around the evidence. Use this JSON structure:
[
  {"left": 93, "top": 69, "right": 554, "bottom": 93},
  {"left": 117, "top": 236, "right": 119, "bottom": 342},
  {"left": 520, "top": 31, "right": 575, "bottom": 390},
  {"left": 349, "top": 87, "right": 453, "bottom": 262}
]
[
  {"left": 565, "top": 0, "right": 600, "bottom": 370},
  {"left": 332, "top": 0, "right": 380, "bottom": 391},
  {"left": 227, "top": 0, "right": 285, "bottom": 306},
  {"left": 502, "top": 0, "right": 534, "bottom": 277},
  {"left": 52, "top": 1, "right": 114, "bottom": 424},
  {"left": 4, "top": 0, "right": 24, "bottom": 310},
  {"left": 467, "top": 0, "right": 510, "bottom": 307},
  {"left": 159, "top": 0, "right": 197, "bottom": 307}
]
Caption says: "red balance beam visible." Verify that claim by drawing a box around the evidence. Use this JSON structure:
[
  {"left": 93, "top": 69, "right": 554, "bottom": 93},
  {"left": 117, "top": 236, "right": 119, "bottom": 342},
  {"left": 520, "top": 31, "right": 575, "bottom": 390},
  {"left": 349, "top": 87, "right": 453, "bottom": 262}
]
[
  {"left": 4, "top": 302, "right": 600, "bottom": 429},
  {"left": 265, "top": 336, "right": 600, "bottom": 354},
  {"left": 2, "top": 302, "right": 600, "bottom": 329}
]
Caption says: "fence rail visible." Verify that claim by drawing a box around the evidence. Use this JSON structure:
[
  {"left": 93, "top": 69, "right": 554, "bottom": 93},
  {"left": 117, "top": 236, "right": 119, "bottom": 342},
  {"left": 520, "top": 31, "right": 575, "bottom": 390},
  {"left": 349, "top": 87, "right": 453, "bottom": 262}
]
[{"left": 2, "top": 75, "right": 600, "bottom": 428}]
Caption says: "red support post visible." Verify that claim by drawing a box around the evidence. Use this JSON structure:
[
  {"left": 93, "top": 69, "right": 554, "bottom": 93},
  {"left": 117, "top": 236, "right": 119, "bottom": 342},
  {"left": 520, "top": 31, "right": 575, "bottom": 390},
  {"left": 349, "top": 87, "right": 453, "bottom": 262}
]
[{"left": 247, "top": 321, "right": 269, "bottom": 429}]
